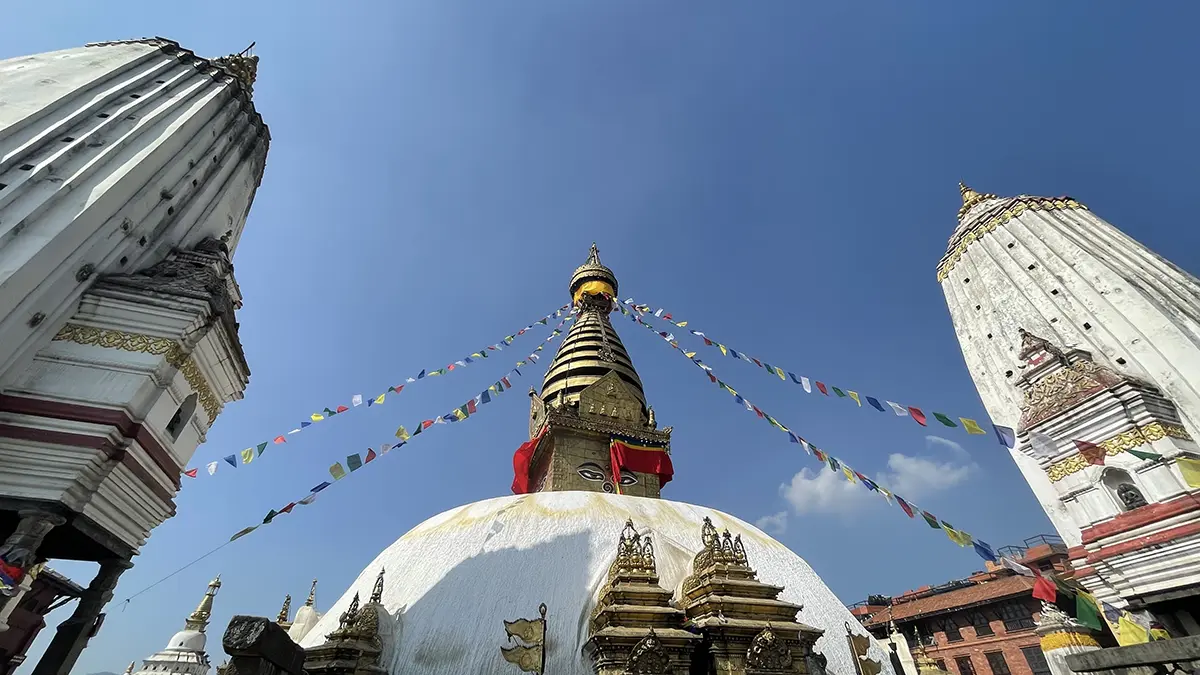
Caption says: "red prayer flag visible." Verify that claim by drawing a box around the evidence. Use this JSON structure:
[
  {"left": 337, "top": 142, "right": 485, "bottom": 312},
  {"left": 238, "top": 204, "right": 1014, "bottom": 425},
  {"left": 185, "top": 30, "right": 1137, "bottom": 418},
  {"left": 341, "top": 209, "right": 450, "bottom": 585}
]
[
  {"left": 511, "top": 428, "right": 547, "bottom": 494},
  {"left": 502, "top": 376, "right": 512, "bottom": 387},
  {"left": 280, "top": 502, "right": 297, "bottom": 514},
  {"left": 703, "top": 337, "right": 713, "bottom": 346},
  {"left": 364, "top": 449, "right": 377, "bottom": 463},
  {"left": 610, "top": 439, "right": 674, "bottom": 489},
  {"left": 467, "top": 399, "right": 477, "bottom": 414},
  {"left": 816, "top": 381, "right": 829, "bottom": 395},
  {"left": 708, "top": 373, "right": 717, "bottom": 383},
  {"left": 908, "top": 407, "right": 928, "bottom": 426},
  {"left": 184, "top": 468, "right": 198, "bottom": 478},
  {"left": 393, "top": 385, "right": 404, "bottom": 393},
  {"left": 896, "top": 497, "right": 915, "bottom": 518},
  {"left": 752, "top": 358, "right": 763, "bottom": 367},
  {"left": 447, "top": 364, "right": 455, "bottom": 371},
  {"left": 1032, "top": 575, "right": 1057, "bottom": 603},
  {"left": 422, "top": 420, "right": 434, "bottom": 429},
  {"left": 1075, "top": 439, "right": 1106, "bottom": 465},
  {"left": 752, "top": 406, "right": 765, "bottom": 418},
  {"left": 273, "top": 436, "right": 286, "bottom": 444},
  {"left": 336, "top": 405, "right": 349, "bottom": 413}
]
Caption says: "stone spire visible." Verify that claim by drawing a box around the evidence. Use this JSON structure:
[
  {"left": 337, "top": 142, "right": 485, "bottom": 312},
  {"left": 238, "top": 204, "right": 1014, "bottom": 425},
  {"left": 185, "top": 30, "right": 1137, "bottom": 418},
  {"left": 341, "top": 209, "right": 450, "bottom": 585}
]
[
  {"left": 957, "top": 181, "right": 996, "bottom": 219},
  {"left": 541, "top": 243, "right": 646, "bottom": 409},
  {"left": 183, "top": 576, "right": 221, "bottom": 632},
  {"left": 305, "top": 579, "right": 317, "bottom": 606},
  {"left": 276, "top": 594, "right": 292, "bottom": 626}
]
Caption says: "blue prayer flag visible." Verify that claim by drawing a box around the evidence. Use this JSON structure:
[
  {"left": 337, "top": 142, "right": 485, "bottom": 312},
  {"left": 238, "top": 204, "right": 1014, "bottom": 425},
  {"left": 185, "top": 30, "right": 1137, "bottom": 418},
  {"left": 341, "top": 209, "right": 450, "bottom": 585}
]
[
  {"left": 994, "top": 425, "right": 1016, "bottom": 448},
  {"left": 224, "top": 455, "right": 237, "bottom": 468},
  {"left": 973, "top": 540, "right": 997, "bottom": 562},
  {"left": 866, "top": 396, "right": 886, "bottom": 412}
]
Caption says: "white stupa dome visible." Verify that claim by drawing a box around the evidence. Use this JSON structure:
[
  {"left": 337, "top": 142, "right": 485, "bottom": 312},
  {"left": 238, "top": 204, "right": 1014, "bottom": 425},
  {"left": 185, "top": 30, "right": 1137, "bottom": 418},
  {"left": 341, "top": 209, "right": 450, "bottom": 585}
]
[
  {"left": 165, "top": 629, "right": 206, "bottom": 651},
  {"left": 287, "top": 603, "right": 323, "bottom": 643},
  {"left": 300, "top": 491, "right": 894, "bottom": 675}
]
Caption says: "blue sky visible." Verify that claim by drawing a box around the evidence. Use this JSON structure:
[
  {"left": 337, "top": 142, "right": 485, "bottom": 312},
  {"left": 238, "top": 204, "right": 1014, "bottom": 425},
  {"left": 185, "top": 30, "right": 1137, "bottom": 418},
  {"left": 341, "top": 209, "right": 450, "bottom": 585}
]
[{"left": 4, "top": 1, "right": 1200, "bottom": 671}]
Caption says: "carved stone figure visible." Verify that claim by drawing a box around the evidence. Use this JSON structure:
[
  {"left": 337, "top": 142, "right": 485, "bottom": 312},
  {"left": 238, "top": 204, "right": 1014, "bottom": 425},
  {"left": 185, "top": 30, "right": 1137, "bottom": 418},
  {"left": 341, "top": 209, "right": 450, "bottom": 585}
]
[
  {"left": 625, "top": 629, "right": 670, "bottom": 674},
  {"left": 746, "top": 625, "right": 792, "bottom": 669},
  {"left": 647, "top": 406, "right": 656, "bottom": 429},
  {"left": 1117, "top": 483, "right": 1148, "bottom": 510}
]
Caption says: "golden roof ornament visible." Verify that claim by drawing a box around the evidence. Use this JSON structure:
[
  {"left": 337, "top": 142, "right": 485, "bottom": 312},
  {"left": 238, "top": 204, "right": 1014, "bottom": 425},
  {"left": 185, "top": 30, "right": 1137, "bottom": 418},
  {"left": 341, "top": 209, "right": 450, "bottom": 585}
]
[
  {"left": 957, "top": 181, "right": 996, "bottom": 220},
  {"left": 212, "top": 42, "right": 259, "bottom": 95},
  {"left": 276, "top": 594, "right": 291, "bottom": 625},
  {"left": 691, "top": 517, "right": 751, "bottom": 573},
  {"left": 183, "top": 575, "right": 221, "bottom": 632},
  {"left": 607, "top": 519, "right": 657, "bottom": 581},
  {"left": 569, "top": 242, "right": 618, "bottom": 304},
  {"left": 305, "top": 578, "right": 317, "bottom": 606},
  {"left": 370, "top": 567, "right": 385, "bottom": 604}
]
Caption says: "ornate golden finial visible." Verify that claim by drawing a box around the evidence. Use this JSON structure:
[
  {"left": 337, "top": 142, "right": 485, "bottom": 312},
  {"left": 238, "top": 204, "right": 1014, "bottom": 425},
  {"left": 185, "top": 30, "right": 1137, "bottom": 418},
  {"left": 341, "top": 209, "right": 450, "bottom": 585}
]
[
  {"left": 337, "top": 592, "right": 361, "bottom": 631},
  {"left": 588, "top": 242, "right": 601, "bottom": 265},
  {"left": 305, "top": 578, "right": 317, "bottom": 606},
  {"left": 276, "top": 594, "right": 291, "bottom": 624},
  {"left": 124, "top": 663, "right": 136, "bottom": 675},
  {"left": 183, "top": 575, "right": 222, "bottom": 632},
  {"left": 212, "top": 43, "right": 259, "bottom": 95},
  {"left": 958, "top": 181, "right": 996, "bottom": 219},
  {"left": 370, "top": 567, "right": 385, "bottom": 604},
  {"left": 692, "top": 519, "right": 751, "bottom": 572},
  {"left": 607, "top": 519, "right": 657, "bottom": 581}
]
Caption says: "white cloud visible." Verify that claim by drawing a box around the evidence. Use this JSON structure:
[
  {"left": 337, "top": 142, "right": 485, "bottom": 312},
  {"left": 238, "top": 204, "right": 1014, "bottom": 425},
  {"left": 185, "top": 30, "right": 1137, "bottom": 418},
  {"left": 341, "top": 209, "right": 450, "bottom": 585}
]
[
  {"left": 779, "top": 467, "right": 872, "bottom": 515},
  {"left": 755, "top": 511, "right": 789, "bottom": 535},
  {"left": 775, "top": 437, "right": 977, "bottom": 517}
]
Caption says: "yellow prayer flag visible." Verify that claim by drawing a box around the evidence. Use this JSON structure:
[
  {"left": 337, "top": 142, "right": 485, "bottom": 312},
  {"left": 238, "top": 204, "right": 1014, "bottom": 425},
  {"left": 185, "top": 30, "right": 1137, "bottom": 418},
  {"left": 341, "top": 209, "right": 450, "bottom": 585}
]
[
  {"left": 676, "top": 321, "right": 687, "bottom": 327},
  {"left": 685, "top": 352, "right": 697, "bottom": 358},
  {"left": 1177, "top": 457, "right": 1200, "bottom": 488},
  {"left": 311, "top": 413, "right": 324, "bottom": 422},
  {"left": 395, "top": 426, "right": 410, "bottom": 441},
  {"left": 842, "top": 466, "right": 856, "bottom": 483},
  {"left": 240, "top": 448, "right": 254, "bottom": 464},
  {"left": 453, "top": 408, "right": 467, "bottom": 421},
  {"left": 945, "top": 527, "right": 972, "bottom": 547},
  {"left": 718, "top": 344, "right": 728, "bottom": 356},
  {"left": 1117, "top": 615, "right": 1150, "bottom": 645},
  {"left": 961, "top": 418, "right": 987, "bottom": 435},
  {"left": 371, "top": 393, "right": 384, "bottom": 405},
  {"left": 848, "top": 391, "right": 861, "bottom": 406},
  {"left": 774, "top": 367, "right": 786, "bottom": 381}
]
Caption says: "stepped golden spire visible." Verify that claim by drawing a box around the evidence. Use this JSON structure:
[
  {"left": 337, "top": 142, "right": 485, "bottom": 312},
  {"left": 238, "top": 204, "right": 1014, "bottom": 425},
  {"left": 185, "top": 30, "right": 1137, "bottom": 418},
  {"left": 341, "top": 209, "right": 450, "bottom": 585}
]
[
  {"left": 958, "top": 181, "right": 996, "bottom": 219},
  {"left": 182, "top": 576, "right": 222, "bottom": 632}
]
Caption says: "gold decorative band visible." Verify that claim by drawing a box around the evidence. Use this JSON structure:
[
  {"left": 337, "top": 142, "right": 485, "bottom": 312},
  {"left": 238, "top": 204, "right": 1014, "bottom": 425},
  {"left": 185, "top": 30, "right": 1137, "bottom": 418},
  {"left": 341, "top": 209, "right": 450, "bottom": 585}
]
[
  {"left": 937, "top": 197, "right": 1088, "bottom": 282},
  {"left": 1045, "top": 422, "right": 1191, "bottom": 482},
  {"left": 53, "top": 324, "right": 220, "bottom": 423},
  {"left": 1039, "top": 631, "right": 1100, "bottom": 651}
]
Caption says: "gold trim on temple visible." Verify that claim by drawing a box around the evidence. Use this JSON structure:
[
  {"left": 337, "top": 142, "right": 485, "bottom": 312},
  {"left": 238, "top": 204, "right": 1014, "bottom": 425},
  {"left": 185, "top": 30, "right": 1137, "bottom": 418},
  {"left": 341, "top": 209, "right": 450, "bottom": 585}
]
[{"left": 1044, "top": 422, "right": 1191, "bottom": 482}]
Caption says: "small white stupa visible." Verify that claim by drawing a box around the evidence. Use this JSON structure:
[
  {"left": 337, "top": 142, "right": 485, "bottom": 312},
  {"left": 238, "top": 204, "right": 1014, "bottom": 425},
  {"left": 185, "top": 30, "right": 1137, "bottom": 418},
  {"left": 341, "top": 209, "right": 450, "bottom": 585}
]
[
  {"left": 133, "top": 576, "right": 221, "bottom": 675},
  {"left": 287, "top": 579, "right": 324, "bottom": 643}
]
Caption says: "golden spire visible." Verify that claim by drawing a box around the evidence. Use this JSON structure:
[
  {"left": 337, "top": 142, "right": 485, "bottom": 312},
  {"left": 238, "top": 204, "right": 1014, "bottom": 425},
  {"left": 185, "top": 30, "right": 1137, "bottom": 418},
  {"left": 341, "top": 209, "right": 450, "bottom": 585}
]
[
  {"left": 124, "top": 663, "right": 135, "bottom": 675},
  {"left": 183, "top": 575, "right": 221, "bottom": 632},
  {"left": 305, "top": 579, "right": 317, "bottom": 606},
  {"left": 276, "top": 594, "right": 292, "bottom": 625},
  {"left": 958, "top": 181, "right": 996, "bottom": 219}
]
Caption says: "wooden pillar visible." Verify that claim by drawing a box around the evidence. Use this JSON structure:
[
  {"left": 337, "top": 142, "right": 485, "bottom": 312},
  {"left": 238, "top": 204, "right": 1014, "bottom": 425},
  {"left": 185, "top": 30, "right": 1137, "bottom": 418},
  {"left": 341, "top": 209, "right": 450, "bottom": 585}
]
[{"left": 31, "top": 557, "right": 131, "bottom": 675}]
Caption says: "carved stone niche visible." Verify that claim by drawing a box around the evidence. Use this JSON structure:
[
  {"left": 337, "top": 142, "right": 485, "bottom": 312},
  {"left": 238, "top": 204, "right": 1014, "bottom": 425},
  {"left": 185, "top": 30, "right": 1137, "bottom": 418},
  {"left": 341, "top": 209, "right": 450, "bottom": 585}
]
[
  {"left": 585, "top": 520, "right": 698, "bottom": 674},
  {"left": 579, "top": 371, "right": 649, "bottom": 428},
  {"left": 681, "top": 518, "right": 824, "bottom": 675}
]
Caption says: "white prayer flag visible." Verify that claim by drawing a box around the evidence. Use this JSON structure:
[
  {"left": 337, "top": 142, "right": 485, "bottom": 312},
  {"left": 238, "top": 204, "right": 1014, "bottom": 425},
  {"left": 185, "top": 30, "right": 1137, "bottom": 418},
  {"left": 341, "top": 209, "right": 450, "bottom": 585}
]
[
  {"left": 1029, "top": 432, "right": 1059, "bottom": 458},
  {"left": 1001, "top": 556, "right": 1035, "bottom": 577},
  {"left": 352, "top": 394, "right": 363, "bottom": 407},
  {"left": 801, "top": 377, "right": 812, "bottom": 393},
  {"left": 207, "top": 461, "right": 218, "bottom": 475},
  {"left": 887, "top": 401, "right": 908, "bottom": 416}
]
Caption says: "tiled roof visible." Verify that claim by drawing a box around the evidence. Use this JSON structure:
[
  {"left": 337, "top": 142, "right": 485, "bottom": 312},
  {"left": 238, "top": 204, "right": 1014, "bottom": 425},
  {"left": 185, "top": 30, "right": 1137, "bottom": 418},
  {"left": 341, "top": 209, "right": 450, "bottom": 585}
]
[{"left": 863, "top": 574, "right": 1035, "bottom": 626}]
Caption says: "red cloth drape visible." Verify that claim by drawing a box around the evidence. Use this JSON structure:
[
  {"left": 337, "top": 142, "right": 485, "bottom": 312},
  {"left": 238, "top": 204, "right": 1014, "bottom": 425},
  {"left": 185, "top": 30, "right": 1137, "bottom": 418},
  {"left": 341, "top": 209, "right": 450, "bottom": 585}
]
[
  {"left": 511, "top": 428, "right": 547, "bottom": 494},
  {"left": 609, "top": 440, "right": 674, "bottom": 489}
]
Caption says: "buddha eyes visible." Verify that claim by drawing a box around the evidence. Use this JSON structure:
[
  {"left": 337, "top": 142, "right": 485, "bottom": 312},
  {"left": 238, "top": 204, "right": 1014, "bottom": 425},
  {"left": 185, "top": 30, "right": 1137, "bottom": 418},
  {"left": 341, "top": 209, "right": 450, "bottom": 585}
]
[
  {"left": 577, "top": 464, "right": 606, "bottom": 481},
  {"left": 619, "top": 472, "right": 639, "bottom": 486}
]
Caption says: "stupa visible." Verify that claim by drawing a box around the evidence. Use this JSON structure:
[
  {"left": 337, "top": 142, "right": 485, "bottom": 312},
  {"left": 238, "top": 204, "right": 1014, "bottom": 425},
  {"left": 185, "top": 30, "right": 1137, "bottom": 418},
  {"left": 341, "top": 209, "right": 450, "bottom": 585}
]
[
  {"left": 298, "top": 246, "right": 893, "bottom": 674},
  {"left": 131, "top": 576, "right": 222, "bottom": 675}
]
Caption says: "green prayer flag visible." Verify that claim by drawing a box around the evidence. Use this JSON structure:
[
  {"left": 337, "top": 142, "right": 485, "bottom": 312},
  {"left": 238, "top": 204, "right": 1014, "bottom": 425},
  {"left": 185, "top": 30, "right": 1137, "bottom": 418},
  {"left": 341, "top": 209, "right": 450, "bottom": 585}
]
[
  {"left": 832, "top": 387, "right": 847, "bottom": 398},
  {"left": 538, "top": 318, "right": 548, "bottom": 325},
  {"left": 347, "top": 454, "right": 363, "bottom": 471},
  {"left": 933, "top": 412, "right": 958, "bottom": 427},
  {"left": 1075, "top": 593, "right": 1104, "bottom": 631},
  {"left": 229, "top": 526, "right": 258, "bottom": 542},
  {"left": 921, "top": 511, "right": 942, "bottom": 529},
  {"left": 263, "top": 509, "right": 279, "bottom": 524},
  {"left": 256, "top": 442, "right": 268, "bottom": 456},
  {"left": 1126, "top": 448, "right": 1162, "bottom": 461}
]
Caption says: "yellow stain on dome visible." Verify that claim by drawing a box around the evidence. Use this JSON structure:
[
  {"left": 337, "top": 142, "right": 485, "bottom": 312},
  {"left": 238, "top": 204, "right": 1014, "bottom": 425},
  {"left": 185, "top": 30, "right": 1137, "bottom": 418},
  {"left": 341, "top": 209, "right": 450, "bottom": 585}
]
[{"left": 395, "top": 493, "right": 789, "bottom": 551}]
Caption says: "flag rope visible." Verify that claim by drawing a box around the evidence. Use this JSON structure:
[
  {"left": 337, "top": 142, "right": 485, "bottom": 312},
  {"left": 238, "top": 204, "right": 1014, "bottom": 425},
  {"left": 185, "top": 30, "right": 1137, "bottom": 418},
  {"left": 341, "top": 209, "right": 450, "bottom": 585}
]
[
  {"left": 185, "top": 305, "right": 573, "bottom": 479},
  {"left": 618, "top": 297, "right": 1016, "bottom": 448},
  {"left": 618, "top": 300, "right": 999, "bottom": 561},
  {"left": 223, "top": 314, "right": 571, "bottom": 543}
]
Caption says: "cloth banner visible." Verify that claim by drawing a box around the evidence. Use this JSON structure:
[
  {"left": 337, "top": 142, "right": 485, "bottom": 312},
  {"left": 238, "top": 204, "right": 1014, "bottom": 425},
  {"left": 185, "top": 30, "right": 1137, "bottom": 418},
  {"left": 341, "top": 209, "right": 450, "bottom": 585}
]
[
  {"left": 511, "top": 428, "right": 548, "bottom": 495},
  {"left": 609, "top": 438, "right": 674, "bottom": 492}
]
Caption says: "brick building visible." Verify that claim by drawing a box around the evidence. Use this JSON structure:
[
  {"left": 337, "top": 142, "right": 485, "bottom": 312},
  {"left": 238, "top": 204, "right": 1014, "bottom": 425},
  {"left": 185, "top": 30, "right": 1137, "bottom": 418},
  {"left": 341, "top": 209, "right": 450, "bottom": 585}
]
[
  {"left": 0, "top": 568, "right": 83, "bottom": 674},
  {"left": 851, "top": 536, "right": 1073, "bottom": 675}
]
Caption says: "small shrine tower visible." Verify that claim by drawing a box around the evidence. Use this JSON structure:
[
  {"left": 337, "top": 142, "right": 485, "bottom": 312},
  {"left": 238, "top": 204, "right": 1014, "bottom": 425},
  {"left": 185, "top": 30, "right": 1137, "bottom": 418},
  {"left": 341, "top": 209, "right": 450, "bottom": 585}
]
[
  {"left": 0, "top": 37, "right": 269, "bottom": 674},
  {"left": 521, "top": 244, "right": 673, "bottom": 496},
  {"left": 939, "top": 184, "right": 1200, "bottom": 634},
  {"left": 131, "top": 576, "right": 222, "bottom": 675}
]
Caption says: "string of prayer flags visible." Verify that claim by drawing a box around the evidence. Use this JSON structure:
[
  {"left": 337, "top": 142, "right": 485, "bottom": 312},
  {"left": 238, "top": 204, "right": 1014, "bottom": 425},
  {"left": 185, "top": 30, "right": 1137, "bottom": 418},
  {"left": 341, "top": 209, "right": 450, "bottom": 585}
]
[
  {"left": 622, "top": 302, "right": 996, "bottom": 560},
  {"left": 617, "top": 297, "right": 1015, "bottom": 449},
  {"left": 187, "top": 306, "right": 572, "bottom": 480},
  {"left": 224, "top": 315, "right": 571, "bottom": 544}
]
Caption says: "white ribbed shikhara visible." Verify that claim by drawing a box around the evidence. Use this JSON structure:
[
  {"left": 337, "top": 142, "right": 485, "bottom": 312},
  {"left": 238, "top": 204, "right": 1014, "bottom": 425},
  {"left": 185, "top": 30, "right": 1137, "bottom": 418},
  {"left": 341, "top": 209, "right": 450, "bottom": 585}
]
[
  {"left": 300, "top": 492, "right": 895, "bottom": 675},
  {"left": 0, "top": 38, "right": 268, "bottom": 387}
]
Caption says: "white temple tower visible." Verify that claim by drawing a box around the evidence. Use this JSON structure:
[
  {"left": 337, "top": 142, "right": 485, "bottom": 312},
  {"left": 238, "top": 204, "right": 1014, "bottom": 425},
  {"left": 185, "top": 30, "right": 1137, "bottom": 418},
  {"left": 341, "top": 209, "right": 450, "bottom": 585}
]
[
  {"left": 0, "top": 38, "right": 268, "bottom": 673},
  {"left": 132, "top": 576, "right": 222, "bottom": 675},
  {"left": 939, "top": 184, "right": 1200, "bottom": 634}
]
